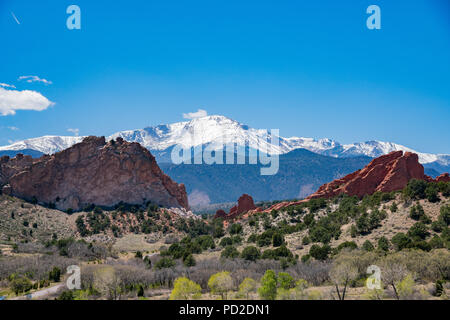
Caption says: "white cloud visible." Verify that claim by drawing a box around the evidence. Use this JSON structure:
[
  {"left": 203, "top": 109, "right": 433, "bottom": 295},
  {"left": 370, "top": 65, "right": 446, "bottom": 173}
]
[
  {"left": 182, "top": 109, "right": 208, "bottom": 120},
  {"left": 67, "top": 128, "right": 80, "bottom": 136},
  {"left": 0, "top": 83, "right": 16, "bottom": 89},
  {"left": 18, "top": 75, "right": 53, "bottom": 85},
  {"left": 0, "top": 87, "right": 55, "bottom": 116},
  {"left": 7, "top": 126, "right": 19, "bottom": 131}
]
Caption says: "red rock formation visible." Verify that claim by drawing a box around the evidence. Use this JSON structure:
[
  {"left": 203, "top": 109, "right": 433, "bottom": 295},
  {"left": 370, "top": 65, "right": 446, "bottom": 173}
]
[
  {"left": 214, "top": 194, "right": 256, "bottom": 220},
  {"left": 435, "top": 173, "right": 450, "bottom": 183},
  {"left": 0, "top": 136, "right": 189, "bottom": 211},
  {"left": 258, "top": 151, "right": 449, "bottom": 213}
]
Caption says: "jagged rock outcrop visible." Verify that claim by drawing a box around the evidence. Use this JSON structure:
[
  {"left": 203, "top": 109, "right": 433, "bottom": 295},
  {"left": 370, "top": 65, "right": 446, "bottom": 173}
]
[
  {"left": 258, "top": 151, "right": 450, "bottom": 213},
  {"left": 0, "top": 136, "right": 189, "bottom": 211},
  {"left": 214, "top": 194, "right": 256, "bottom": 220},
  {"left": 306, "top": 151, "right": 447, "bottom": 200}
]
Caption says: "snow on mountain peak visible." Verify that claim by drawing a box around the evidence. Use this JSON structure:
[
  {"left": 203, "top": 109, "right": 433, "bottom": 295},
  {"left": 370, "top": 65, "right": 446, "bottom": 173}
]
[{"left": 0, "top": 115, "right": 448, "bottom": 166}]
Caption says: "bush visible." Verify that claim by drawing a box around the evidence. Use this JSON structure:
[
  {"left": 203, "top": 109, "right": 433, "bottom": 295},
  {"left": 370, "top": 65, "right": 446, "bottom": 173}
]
[
  {"left": 337, "top": 241, "right": 357, "bottom": 252},
  {"left": 390, "top": 202, "right": 398, "bottom": 212},
  {"left": 425, "top": 184, "right": 440, "bottom": 202},
  {"left": 362, "top": 240, "right": 374, "bottom": 252},
  {"left": 377, "top": 236, "right": 390, "bottom": 251},
  {"left": 272, "top": 232, "right": 284, "bottom": 247},
  {"left": 403, "top": 179, "right": 427, "bottom": 200},
  {"left": 408, "top": 222, "right": 430, "bottom": 240},
  {"left": 439, "top": 205, "right": 450, "bottom": 226},
  {"left": 229, "top": 223, "right": 243, "bottom": 235},
  {"left": 183, "top": 254, "right": 196, "bottom": 267},
  {"left": 278, "top": 272, "right": 294, "bottom": 290},
  {"left": 391, "top": 233, "right": 412, "bottom": 251},
  {"left": 48, "top": 267, "right": 61, "bottom": 282},
  {"left": 221, "top": 246, "right": 240, "bottom": 259},
  {"left": 241, "top": 246, "right": 261, "bottom": 262},
  {"left": 219, "top": 237, "right": 233, "bottom": 247},
  {"left": 309, "top": 244, "right": 331, "bottom": 261},
  {"left": 155, "top": 257, "right": 175, "bottom": 269}
]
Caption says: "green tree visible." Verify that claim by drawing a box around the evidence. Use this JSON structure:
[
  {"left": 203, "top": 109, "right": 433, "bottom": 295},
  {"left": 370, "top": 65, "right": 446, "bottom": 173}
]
[
  {"left": 425, "top": 184, "right": 439, "bottom": 203},
  {"left": 272, "top": 232, "right": 284, "bottom": 247},
  {"left": 238, "top": 277, "right": 257, "bottom": 299},
  {"left": 221, "top": 246, "right": 239, "bottom": 259},
  {"left": 258, "top": 270, "right": 277, "bottom": 300},
  {"left": 155, "top": 257, "right": 175, "bottom": 269},
  {"left": 208, "top": 272, "right": 233, "bottom": 299},
  {"left": 229, "top": 223, "right": 243, "bottom": 235},
  {"left": 391, "top": 233, "right": 411, "bottom": 251},
  {"left": 408, "top": 222, "right": 429, "bottom": 240},
  {"left": 49, "top": 267, "right": 61, "bottom": 282},
  {"left": 170, "top": 277, "right": 201, "bottom": 300},
  {"left": 183, "top": 254, "right": 196, "bottom": 267},
  {"left": 278, "top": 272, "right": 294, "bottom": 290},
  {"left": 309, "top": 244, "right": 331, "bottom": 261},
  {"left": 241, "top": 246, "right": 261, "bottom": 262},
  {"left": 362, "top": 240, "right": 374, "bottom": 252},
  {"left": 377, "top": 236, "right": 390, "bottom": 251}
]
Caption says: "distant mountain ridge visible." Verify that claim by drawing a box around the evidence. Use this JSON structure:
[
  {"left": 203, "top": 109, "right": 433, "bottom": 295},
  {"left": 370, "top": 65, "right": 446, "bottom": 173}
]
[{"left": 1, "top": 115, "right": 449, "bottom": 172}]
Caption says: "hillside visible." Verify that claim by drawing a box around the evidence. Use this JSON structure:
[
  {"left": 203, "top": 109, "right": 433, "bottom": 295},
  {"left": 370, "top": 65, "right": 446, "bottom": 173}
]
[{"left": 161, "top": 149, "right": 372, "bottom": 204}]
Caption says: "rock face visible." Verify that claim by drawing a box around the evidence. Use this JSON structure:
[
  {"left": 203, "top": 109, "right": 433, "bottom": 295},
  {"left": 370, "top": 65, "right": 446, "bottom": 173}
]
[
  {"left": 214, "top": 194, "right": 256, "bottom": 220},
  {"left": 0, "top": 136, "right": 189, "bottom": 211},
  {"left": 259, "top": 151, "right": 450, "bottom": 213},
  {"left": 306, "top": 151, "right": 446, "bottom": 200}
]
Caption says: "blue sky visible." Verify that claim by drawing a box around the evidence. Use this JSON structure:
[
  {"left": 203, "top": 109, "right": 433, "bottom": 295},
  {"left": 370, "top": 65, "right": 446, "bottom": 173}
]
[{"left": 0, "top": 0, "right": 449, "bottom": 153}]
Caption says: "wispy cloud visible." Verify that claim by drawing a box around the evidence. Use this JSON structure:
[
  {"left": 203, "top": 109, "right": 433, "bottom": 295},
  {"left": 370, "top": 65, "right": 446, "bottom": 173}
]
[
  {"left": 0, "top": 83, "right": 16, "bottom": 89},
  {"left": 7, "top": 126, "right": 19, "bottom": 131},
  {"left": 18, "top": 75, "right": 53, "bottom": 85},
  {"left": 0, "top": 87, "right": 55, "bottom": 116},
  {"left": 183, "top": 109, "right": 208, "bottom": 120},
  {"left": 11, "top": 12, "right": 20, "bottom": 25},
  {"left": 67, "top": 128, "right": 80, "bottom": 136}
]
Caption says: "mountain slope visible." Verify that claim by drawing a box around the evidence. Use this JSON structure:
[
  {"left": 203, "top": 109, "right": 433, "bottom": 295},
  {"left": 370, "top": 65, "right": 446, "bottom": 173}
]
[{"left": 160, "top": 149, "right": 372, "bottom": 204}]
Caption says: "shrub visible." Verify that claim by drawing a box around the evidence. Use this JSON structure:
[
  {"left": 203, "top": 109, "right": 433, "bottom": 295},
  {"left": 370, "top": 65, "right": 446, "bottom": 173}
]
[
  {"left": 391, "top": 233, "right": 412, "bottom": 251},
  {"left": 377, "top": 236, "right": 390, "bottom": 251},
  {"left": 155, "top": 257, "right": 175, "bottom": 269},
  {"left": 309, "top": 244, "right": 331, "bottom": 261},
  {"left": 403, "top": 179, "right": 427, "bottom": 200},
  {"left": 241, "top": 246, "right": 261, "bottom": 262},
  {"left": 337, "top": 241, "right": 357, "bottom": 252},
  {"left": 408, "top": 222, "right": 430, "bottom": 240},
  {"left": 229, "top": 223, "right": 243, "bottom": 235},
  {"left": 272, "top": 232, "right": 284, "bottom": 247},
  {"left": 439, "top": 205, "right": 450, "bottom": 226},
  {"left": 48, "top": 267, "right": 61, "bottom": 282},
  {"left": 362, "top": 240, "right": 374, "bottom": 252},
  {"left": 219, "top": 237, "right": 233, "bottom": 247},
  {"left": 221, "top": 246, "right": 240, "bottom": 259},
  {"left": 183, "top": 254, "right": 196, "bottom": 267},
  {"left": 425, "top": 184, "right": 440, "bottom": 202},
  {"left": 390, "top": 202, "right": 398, "bottom": 212},
  {"left": 278, "top": 272, "right": 294, "bottom": 290}
]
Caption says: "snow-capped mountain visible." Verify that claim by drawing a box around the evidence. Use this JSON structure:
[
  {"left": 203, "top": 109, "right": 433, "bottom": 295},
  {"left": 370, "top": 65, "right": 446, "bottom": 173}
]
[{"left": 1, "top": 115, "right": 449, "bottom": 167}]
